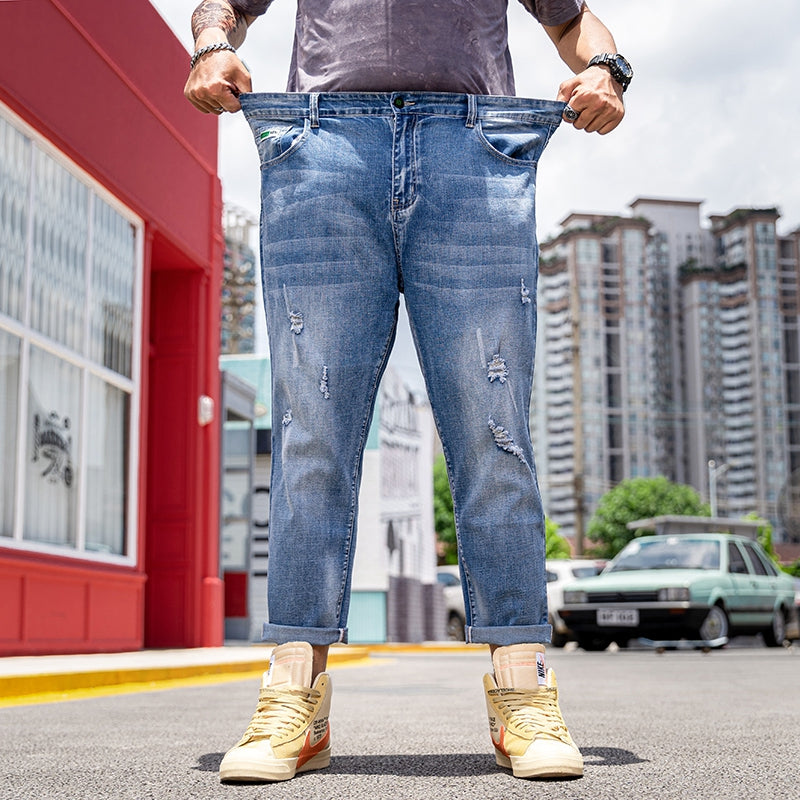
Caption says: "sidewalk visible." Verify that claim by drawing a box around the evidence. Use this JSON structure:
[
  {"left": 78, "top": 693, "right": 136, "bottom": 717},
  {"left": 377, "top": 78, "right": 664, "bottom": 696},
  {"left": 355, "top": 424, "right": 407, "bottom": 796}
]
[{"left": 0, "top": 642, "right": 483, "bottom": 705}]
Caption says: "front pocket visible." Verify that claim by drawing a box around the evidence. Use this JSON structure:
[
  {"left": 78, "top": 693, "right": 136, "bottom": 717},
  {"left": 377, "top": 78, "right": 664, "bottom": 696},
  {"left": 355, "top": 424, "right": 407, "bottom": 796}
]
[
  {"left": 253, "top": 118, "right": 311, "bottom": 167},
  {"left": 475, "top": 115, "right": 558, "bottom": 167}
]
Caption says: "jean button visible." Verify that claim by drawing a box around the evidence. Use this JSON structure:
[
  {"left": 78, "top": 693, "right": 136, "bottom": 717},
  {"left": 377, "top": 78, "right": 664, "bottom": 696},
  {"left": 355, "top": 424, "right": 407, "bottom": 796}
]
[{"left": 393, "top": 96, "right": 405, "bottom": 109}]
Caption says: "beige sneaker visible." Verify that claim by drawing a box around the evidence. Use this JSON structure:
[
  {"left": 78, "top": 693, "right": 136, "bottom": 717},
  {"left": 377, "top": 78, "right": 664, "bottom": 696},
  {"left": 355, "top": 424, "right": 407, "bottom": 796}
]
[
  {"left": 219, "top": 642, "right": 332, "bottom": 782},
  {"left": 483, "top": 644, "right": 583, "bottom": 779}
]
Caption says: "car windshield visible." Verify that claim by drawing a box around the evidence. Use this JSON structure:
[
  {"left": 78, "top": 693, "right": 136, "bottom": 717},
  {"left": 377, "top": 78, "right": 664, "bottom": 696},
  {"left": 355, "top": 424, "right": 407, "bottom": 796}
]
[
  {"left": 607, "top": 537, "right": 721, "bottom": 572},
  {"left": 571, "top": 566, "right": 599, "bottom": 579}
]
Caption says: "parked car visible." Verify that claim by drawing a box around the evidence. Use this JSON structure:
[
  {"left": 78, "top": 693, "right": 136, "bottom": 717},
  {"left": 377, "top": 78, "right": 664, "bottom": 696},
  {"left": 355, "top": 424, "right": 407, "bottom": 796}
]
[
  {"left": 437, "top": 565, "right": 466, "bottom": 640},
  {"left": 437, "top": 559, "right": 601, "bottom": 644},
  {"left": 793, "top": 577, "right": 800, "bottom": 618},
  {"left": 559, "top": 533, "right": 800, "bottom": 651},
  {"left": 546, "top": 559, "right": 603, "bottom": 645}
]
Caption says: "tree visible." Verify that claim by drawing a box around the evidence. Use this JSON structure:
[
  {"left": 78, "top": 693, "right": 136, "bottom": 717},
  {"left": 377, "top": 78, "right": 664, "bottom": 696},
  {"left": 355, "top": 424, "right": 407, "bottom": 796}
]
[
  {"left": 586, "top": 476, "right": 710, "bottom": 559},
  {"left": 433, "top": 453, "right": 571, "bottom": 563},
  {"left": 546, "top": 516, "right": 572, "bottom": 559},
  {"left": 785, "top": 559, "right": 800, "bottom": 578},
  {"left": 433, "top": 453, "right": 458, "bottom": 564}
]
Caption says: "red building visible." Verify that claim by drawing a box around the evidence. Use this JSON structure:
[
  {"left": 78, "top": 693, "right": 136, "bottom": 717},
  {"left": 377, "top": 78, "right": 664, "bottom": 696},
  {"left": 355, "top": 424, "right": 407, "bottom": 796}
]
[{"left": 0, "top": 0, "right": 224, "bottom": 653}]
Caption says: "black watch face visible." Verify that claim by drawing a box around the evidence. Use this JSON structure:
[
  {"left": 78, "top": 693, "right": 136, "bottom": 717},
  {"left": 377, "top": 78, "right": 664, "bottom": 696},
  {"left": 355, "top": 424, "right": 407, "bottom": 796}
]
[{"left": 614, "top": 55, "right": 633, "bottom": 80}]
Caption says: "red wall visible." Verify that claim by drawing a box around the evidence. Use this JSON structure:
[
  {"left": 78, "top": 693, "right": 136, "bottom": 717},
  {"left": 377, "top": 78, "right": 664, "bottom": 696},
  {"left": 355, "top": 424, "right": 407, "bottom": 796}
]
[
  {"left": 0, "top": 0, "right": 224, "bottom": 653},
  {"left": 0, "top": 553, "right": 145, "bottom": 651}
]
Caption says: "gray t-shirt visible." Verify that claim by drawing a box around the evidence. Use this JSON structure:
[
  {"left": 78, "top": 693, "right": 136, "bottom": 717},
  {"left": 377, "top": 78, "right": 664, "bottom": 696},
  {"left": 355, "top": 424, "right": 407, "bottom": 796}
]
[{"left": 231, "top": 0, "right": 583, "bottom": 95}]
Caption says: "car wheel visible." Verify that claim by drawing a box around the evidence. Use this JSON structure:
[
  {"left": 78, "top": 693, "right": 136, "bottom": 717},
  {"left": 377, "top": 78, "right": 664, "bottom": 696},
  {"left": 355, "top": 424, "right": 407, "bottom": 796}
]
[
  {"left": 698, "top": 604, "right": 728, "bottom": 642},
  {"left": 576, "top": 636, "right": 612, "bottom": 652},
  {"left": 549, "top": 616, "right": 567, "bottom": 648},
  {"left": 763, "top": 607, "right": 787, "bottom": 648},
  {"left": 447, "top": 612, "right": 465, "bottom": 641}
]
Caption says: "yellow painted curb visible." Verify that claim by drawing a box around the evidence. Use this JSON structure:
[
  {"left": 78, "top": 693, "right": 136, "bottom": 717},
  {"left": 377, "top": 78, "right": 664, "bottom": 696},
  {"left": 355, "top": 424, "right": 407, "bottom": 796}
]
[
  {"left": 0, "top": 643, "right": 487, "bottom": 707},
  {"left": 0, "top": 646, "right": 371, "bottom": 703}
]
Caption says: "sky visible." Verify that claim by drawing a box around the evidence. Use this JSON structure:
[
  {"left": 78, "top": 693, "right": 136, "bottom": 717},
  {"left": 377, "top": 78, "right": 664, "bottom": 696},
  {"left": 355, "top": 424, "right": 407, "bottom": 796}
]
[{"left": 152, "top": 0, "right": 800, "bottom": 387}]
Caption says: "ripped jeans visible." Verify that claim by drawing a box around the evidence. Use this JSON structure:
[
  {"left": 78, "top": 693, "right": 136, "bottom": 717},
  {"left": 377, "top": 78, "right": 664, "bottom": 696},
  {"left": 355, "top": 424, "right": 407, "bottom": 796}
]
[{"left": 239, "top": 92, "right": 564, "bottom": 647}]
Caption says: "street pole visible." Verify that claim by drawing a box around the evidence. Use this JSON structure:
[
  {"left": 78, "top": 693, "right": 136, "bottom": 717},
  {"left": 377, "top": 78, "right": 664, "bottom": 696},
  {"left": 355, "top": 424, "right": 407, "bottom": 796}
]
[{"left": 708, "top": 459, "right": 728, "bottom": 517}]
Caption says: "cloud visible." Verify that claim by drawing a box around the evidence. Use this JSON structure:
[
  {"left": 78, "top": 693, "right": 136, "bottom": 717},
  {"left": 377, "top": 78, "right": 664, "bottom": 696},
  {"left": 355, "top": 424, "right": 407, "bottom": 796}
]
[{"left": 505, "top": 0, "right": 799, "bottom": 235}]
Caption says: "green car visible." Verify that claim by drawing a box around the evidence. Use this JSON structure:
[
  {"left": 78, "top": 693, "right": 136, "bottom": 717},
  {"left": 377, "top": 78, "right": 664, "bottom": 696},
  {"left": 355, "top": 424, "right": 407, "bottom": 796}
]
[{"left": 560, "top": 533, "right": 800, "bottom": 651}]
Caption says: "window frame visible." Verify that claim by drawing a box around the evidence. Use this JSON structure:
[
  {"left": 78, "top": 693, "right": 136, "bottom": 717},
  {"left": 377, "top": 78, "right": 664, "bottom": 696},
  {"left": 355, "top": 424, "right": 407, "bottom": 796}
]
[
  {"left": 742, "top": 541, "right": 779, "bottom": 578},
  {"left": 0, "top": 102, "right": 143, "bottom": 567},
  {"left": 727, "top": 541, "right": 750, "bottom": 575}
]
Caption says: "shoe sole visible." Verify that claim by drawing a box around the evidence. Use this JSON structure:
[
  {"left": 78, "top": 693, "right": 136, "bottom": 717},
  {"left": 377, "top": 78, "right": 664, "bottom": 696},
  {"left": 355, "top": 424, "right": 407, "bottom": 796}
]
[
  {"left": 495, "top": 751, "right": 584, "bottom": 779},
  {"left": 220, "top": 748, "right": 331, "bottom": 783}
]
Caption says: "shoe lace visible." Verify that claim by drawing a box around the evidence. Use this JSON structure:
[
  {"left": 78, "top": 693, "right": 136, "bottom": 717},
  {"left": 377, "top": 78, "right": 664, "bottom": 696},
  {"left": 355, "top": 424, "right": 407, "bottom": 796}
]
[
  {"left": 496, "top": 688, "right": 572, "bottom": 745},
  {"left": 240, "top": 686, "right": 320, "bottom": 744}
]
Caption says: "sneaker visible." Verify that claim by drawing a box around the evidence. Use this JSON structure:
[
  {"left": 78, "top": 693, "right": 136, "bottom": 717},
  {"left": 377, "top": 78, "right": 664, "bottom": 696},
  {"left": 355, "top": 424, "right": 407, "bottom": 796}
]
[
  {"left": 219, "top": 642, "right": 332, "bottom": 782},
  {"left": 483, "top": 644, "right": 583, "bottom": 779}
]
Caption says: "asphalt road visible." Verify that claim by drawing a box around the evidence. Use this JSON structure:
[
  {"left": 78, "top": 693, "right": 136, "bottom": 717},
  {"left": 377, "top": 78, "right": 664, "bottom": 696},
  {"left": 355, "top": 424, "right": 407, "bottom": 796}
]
[{"left": 2, "top": 646, "right": 799, "bottom": 800}]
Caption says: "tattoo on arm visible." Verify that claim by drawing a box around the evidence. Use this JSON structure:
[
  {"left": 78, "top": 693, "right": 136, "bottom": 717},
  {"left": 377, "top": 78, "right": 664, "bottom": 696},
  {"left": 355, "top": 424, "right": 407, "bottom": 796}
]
[{"left": 191, "top": 1, "right": 248, "bottom": 44}]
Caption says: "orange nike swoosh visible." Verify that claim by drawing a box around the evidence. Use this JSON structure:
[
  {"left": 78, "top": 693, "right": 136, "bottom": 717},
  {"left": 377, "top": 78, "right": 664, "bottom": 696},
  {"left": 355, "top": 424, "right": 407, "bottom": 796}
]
[
  {"left": 297, "top": 724, "right": 331, "bottom": 769},
  {"left": 491, "top": 726, "right": 509, "bottom": 757}
]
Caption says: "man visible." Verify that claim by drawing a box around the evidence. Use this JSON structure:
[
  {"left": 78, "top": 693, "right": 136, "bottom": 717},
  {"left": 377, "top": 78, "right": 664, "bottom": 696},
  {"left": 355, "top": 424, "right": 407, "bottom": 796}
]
[{"left": 185, "top": 0, "right": 629, "bottom": 784}]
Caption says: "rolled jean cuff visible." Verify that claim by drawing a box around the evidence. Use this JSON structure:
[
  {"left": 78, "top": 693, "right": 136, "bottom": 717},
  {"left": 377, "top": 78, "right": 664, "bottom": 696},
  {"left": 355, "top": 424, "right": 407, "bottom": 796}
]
[
  {"left": 466, "top": 623, "right": 552, "bottom": 646},
  {"left": 262, "top": 623, "right": 348, "bottom": 646}
]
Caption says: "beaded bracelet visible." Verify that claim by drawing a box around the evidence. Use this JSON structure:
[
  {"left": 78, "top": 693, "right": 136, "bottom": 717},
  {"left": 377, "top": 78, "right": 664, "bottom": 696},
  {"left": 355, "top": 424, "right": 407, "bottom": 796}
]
[{"left": 190, "top": 42, "right": 237, "bottom": 70}]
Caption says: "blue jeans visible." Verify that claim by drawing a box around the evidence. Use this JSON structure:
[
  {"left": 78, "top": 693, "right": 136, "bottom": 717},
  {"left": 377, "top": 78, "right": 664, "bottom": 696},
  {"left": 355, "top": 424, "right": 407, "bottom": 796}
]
[{"left": 240, "top": 92, "right": 564, "bottom": 647}]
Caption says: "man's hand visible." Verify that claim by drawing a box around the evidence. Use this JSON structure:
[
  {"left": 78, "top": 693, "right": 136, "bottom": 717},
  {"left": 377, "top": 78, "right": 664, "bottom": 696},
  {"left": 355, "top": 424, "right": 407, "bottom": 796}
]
[
  {"left": 184, "top": 47, "right": 252, "bottom": 115},
  {"left": 543, "top": 4, "right": 627, "bottom": 135},
  {"left": 557, "top": 65, "right": 624, "bottom": 135},
  {"left": 184, "top": 2, "right": 257, "bottom": 115}
]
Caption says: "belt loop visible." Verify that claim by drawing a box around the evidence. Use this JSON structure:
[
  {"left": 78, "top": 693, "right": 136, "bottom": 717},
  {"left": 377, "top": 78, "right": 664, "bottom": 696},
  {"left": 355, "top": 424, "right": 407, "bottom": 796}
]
[
  {"left": 309, "top": 93, "right": 320, "bottom": 128},
  {"left": 465, "top": 94, "right": 477, "bottom": 129}
]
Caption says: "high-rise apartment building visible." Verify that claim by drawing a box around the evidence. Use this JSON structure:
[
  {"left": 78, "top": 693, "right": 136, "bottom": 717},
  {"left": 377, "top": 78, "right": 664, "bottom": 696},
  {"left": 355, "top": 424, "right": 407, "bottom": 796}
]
[
  {"left": 533, "top": 198, "right": 800, "bottom": 547},
  {"left": 221, "top": 206, "right": 257, "bottom": 355},
  {"left": 533, "top": 212, "right": 652, "bottom": 551},
  {"left": 681, "top": 208, "right": 786, "bottom": 521},
  {"left": 778, "top": 227, "right": 800, "bottom": 540}
]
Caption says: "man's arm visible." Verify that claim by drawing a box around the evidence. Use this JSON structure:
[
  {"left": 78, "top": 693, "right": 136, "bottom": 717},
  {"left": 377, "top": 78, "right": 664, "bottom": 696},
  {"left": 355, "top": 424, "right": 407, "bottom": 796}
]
[
  {"left": 542, "top": 3, "right": 626, "bottom": 135},
  {"left": 184, "top": 1, "right": 261, "bottom": 115}
]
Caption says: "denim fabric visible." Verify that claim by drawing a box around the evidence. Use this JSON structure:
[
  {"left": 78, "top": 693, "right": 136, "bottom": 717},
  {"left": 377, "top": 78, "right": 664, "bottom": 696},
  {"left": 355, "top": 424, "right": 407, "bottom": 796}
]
[{"left": 239, "top": 92, "right": 564, "bottom": 646}]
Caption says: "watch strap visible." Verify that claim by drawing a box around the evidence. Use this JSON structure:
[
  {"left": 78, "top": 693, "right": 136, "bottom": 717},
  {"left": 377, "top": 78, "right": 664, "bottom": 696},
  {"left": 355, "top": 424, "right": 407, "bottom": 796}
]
[{"left": 588, "top": 53, "right": 632, "bottom": 92}]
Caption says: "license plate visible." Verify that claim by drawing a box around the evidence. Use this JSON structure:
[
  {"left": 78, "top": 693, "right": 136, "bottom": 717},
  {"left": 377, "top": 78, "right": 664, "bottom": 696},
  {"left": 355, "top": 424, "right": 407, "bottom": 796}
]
[{"left": 597, "top": 608, "right": 639, "bottom": 627}]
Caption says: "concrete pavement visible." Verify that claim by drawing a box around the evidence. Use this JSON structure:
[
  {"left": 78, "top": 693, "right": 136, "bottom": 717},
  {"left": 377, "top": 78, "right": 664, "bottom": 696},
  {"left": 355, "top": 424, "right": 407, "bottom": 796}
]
[{"left": 2, "top": 646, "right": 799, "bottom": 800}]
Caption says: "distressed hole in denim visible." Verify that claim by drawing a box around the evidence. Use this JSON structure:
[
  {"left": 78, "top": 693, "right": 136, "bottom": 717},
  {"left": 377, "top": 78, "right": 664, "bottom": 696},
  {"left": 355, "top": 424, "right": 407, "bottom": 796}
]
[
  {"left": 289, "top": 310, "right": 304, "bottom": 335},
  {"left": 282, "top": 409, "right": 293, "bottom": 426},
  {"left": 487, "top": 354, "right": 509, "bottom": 384},
  {"left": 521, "top": 277, "right": 532, "bottom": 305},
  {"left": 488, "top": 418, "right": 527, "bottom": 464},
  {"left": 476, "top": 328, "right": 487, "bottom": 371},
  {"left": 320, "top": 365, "right": 331, "bottom": 399}
]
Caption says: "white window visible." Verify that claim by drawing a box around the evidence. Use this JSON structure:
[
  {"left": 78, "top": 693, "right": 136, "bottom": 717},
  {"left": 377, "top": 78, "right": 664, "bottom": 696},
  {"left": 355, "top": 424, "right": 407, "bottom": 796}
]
[{"left": 0, "top": 104, "right": 142, "bottom": 564}]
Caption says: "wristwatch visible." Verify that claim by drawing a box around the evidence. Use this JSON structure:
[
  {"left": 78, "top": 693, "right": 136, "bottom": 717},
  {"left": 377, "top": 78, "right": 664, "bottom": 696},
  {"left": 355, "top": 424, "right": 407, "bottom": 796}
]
[{"left": 587, "top": 53, "right": 633, "bottom": 92}]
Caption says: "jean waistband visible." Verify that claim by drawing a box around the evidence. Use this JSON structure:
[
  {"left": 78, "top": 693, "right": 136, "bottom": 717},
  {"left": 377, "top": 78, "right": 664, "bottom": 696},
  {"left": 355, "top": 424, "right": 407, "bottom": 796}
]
[{"left": 239, "top": 92, "right": 566, "bottom": 126}]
